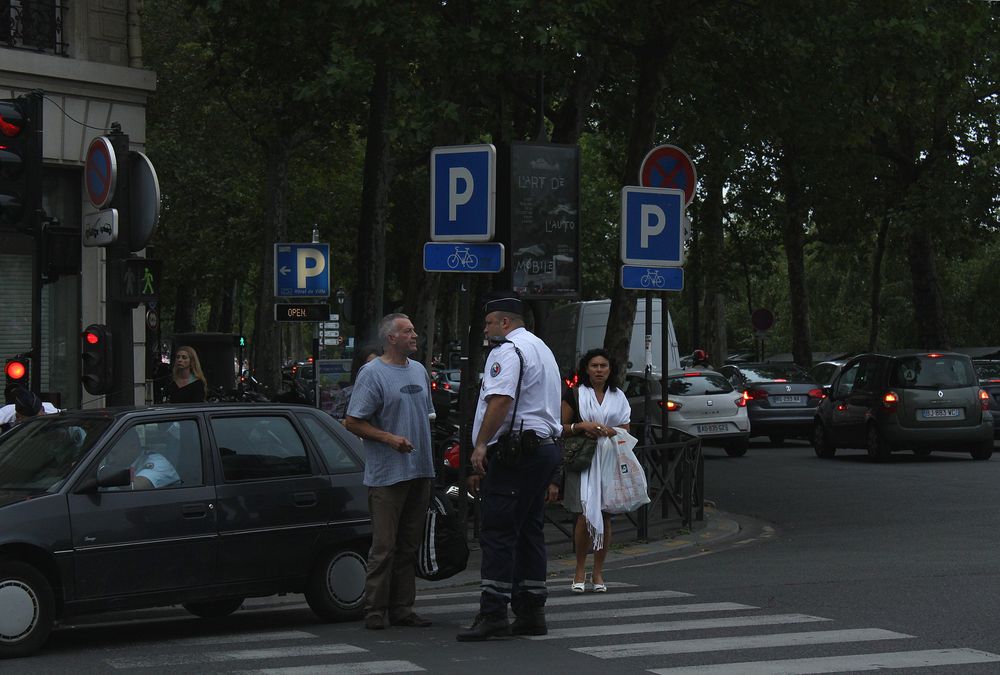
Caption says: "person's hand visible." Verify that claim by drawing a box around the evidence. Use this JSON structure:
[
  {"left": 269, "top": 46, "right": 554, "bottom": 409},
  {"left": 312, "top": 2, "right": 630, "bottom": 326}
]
[
  {"left": 545, "top": 483, "right": 560, "bottom": 503},
  {"left": 467, "top": 474, "right": 482, "bottom": 497},
  {"left": 387, "top": 434, "right": 414, "bottom": 453},
  {"left": 584, "top": 422, "right": 616, "bottom": 438},
  {"left": 470, "top": 443, "right": 488, "bottom": 474}
]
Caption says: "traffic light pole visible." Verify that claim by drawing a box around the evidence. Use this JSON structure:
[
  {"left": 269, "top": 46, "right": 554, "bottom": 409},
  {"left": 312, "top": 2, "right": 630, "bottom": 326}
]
[{"left": 104, "top": 127, "right": 134, "bottom": 406}]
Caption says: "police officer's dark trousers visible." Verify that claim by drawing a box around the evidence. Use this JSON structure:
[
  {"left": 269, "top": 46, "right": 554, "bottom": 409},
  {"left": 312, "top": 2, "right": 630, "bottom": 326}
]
[{"left": 478, "top": 441, "right": 561, "bottom": 618}]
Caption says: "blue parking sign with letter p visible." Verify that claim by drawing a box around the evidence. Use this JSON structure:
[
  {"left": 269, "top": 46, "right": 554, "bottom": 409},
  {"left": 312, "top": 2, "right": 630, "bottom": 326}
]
[
  {"left": 620, "top": 186, "right": 685, "bottom": 267},
  {"left": 430, "top": 144, "right": 496, "bottom": 242}
]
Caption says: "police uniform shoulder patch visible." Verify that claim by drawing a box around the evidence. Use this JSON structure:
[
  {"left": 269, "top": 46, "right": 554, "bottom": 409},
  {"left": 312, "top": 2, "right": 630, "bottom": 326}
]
[
  {"left": 144, "top": 462, "right": 155, "bottom": 470},
  {"left": 490, "top": 362, "right": 502, "bottom": 377}
]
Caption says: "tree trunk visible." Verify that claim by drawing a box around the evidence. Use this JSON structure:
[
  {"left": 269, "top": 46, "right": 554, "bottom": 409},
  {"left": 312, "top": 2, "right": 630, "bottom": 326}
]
[
  {"left": 700, "top": 157, "right": 726, "bottom": 369},
  {"left": 605, "top": 44, "right": 670, "bottom": 383},
  {"left": 867, "top": 212, "right": 890, "bottom": 351},
  {"left": 907, "top": 226, "right": 950, "bottom": 349},
  {"left": 778, "top": 145, "right": 812, "bottom": 367},
  {"left": 355, "top": 55, "right": 392, "bottom": 348},
  {"left": 252, "top": 137, "right": 290, "bottom": 389}
]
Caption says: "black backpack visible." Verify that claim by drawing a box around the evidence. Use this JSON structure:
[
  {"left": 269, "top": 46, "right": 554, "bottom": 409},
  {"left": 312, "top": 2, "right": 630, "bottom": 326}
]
[{"left": 416, "top": 489, "right": 469, "bottom": 581}]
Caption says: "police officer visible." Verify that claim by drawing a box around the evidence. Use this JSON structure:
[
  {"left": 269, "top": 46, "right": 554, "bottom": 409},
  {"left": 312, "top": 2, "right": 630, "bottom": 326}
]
[{"left": 457, "top": 290, "right": 562, "bottom": 641}]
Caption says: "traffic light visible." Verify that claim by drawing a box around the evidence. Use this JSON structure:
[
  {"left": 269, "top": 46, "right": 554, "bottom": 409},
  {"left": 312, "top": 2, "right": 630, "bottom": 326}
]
[
  {"left": 232, "top": 335, "right": 247, "bottom": 349},
  {"left": 0, "top": 94, "right": 42, "bottom": 231},
  {"left": 81, "top": 324, "right": 113, "bottom": 395},
  {"left": 4, "top": 355, "right": 30, "bottom": 388}
]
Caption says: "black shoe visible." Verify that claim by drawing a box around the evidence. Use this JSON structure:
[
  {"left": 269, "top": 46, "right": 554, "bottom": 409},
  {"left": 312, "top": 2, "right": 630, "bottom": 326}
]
[
  {"left": 510, "top": 610, "right": 547, "bottom": 636},
  {"left": 364, "top": 614, "right": 385, "bottom": 630},
  {"left": 456, "top": 613, "right": 511, "bottom": 641}
]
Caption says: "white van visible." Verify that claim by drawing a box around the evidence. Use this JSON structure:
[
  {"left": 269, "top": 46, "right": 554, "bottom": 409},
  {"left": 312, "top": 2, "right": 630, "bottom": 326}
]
[{"left": 542, "top": 299, "right": 680, "bottom": 378}]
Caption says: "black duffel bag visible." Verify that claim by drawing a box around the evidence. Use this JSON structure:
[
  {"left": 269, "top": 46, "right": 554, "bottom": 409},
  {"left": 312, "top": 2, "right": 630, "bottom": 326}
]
[{"left": 416, "top": 489, "right": 469, "bottom": 581}]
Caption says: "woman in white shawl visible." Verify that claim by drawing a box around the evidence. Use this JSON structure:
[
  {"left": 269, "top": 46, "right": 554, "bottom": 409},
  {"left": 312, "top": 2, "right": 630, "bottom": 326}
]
[{"left": 557, "top": 348, "right": 630, "bottom": 593}]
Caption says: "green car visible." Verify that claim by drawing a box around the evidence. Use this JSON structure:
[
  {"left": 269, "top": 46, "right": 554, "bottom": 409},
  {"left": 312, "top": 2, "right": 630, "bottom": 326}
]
[{"left": 813, "top": 351, "right": 994, "bottom": 461}]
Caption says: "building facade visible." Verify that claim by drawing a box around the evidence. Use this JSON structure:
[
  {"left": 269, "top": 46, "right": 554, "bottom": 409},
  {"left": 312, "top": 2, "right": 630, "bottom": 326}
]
[{"left": 1, "top": 0, "right": 156, "bottom": 407}]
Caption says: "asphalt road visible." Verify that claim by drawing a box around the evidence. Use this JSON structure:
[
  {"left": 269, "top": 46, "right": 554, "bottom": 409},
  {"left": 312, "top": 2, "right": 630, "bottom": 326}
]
[{"left": 9, "top": 438, "right": 1000, "bottom": 673}]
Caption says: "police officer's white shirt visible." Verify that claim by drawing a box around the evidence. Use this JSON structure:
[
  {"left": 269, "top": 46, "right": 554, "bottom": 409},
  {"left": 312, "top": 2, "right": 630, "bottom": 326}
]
[
  {"left": 133, "top": 452, "right": 181, "bottom": 488},
  {"left": 0, "top": 402, "right": 60, "bottom": 426},
  {"left": 473, "top": 326, "right": 562, "bottom": 445}
]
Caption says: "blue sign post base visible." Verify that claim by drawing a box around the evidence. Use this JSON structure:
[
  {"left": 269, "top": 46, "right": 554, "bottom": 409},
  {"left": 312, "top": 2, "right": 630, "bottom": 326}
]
[
  {"left": 621, "top": 265, "right": 683, "bottom": 291},
  {"left": 423, "top": 242, "right": 505, "bottom": 273}
]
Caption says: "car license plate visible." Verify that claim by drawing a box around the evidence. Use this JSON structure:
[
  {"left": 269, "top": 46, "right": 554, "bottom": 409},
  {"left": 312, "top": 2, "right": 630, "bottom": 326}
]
[
  {"left": 920, "top": 408, "right": 962, "bottom": 419},
  {"left": 696, "top": 423, "right": 730, "bottom": 434},
  {"left": 772, "top": 395, "right": 803, "bottom": 406}
]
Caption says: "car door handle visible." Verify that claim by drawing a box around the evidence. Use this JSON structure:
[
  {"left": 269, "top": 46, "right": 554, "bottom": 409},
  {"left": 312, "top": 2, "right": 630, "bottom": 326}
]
[
  {"left": 293, "top": 492, "right": 317, "bottom": 508},
  {"left": 182, "top": 503, "right": 208, "bottom": 519}
]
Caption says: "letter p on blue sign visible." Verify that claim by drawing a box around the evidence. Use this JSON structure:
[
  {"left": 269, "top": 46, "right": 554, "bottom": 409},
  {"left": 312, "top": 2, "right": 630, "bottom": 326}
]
[{"left": 430, "top": 144, "right": 496, "bottom": 242}]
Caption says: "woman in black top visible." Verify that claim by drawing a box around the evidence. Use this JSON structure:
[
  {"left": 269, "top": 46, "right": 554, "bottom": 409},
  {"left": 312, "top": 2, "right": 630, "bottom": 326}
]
[{"left": 163, "top": 345, "right": 207, "bottom": 403}]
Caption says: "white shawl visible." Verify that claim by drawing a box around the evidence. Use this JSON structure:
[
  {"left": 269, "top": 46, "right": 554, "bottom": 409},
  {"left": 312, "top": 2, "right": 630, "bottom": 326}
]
[{"left": 577, "top": 384, "right": 631, "bottom": 550}]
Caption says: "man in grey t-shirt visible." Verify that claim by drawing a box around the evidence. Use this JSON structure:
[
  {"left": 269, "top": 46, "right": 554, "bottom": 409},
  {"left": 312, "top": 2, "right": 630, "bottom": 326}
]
[{"left": 345, "top": 313, "right": 435, "bottom": 631}]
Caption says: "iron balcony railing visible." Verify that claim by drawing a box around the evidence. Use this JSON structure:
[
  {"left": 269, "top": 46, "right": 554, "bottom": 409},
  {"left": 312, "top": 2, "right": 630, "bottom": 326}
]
[{"left": 1, "top": 0, "right": 69, "bottom": 56}]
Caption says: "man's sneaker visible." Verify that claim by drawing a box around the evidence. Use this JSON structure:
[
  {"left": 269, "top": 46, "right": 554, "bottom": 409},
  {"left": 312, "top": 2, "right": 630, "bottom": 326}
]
[
  {"left": 456, "top": 613, "right": 511, "bottom": 641},
  {"left": 510, "top": 610, "right": 547, "bottom": 636}
]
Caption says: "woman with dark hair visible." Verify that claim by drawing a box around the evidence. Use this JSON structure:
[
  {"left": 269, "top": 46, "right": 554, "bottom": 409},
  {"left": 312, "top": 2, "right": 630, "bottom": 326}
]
[{"left": 557, "top": 348, "right": 630, "bottom": 593}]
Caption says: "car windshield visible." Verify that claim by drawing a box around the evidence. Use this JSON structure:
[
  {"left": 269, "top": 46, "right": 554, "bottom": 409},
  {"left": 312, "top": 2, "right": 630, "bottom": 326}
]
[
  {"left": 0, "top": 416, "right": 112, "bottom": 491},
  {"left": 890, "top": 355, "right": 976, "bottom": 389},
  {"left": 667, "top": 373, "right": 734, "bottom": 396},
  {"left": 974, "top": 361, "right": 1000, "bottom": 381},
  {"left": 740, "top": 364, "right": 812, "bottom": 383}
]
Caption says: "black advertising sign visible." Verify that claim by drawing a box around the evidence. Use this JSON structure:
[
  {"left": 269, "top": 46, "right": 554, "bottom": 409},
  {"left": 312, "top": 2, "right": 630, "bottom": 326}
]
[
  {"left": 508, "top": 143, "right": 580, "bottom": 299},
  {"left": 274, "top": 303, "right": 330, "bottom": 322}
]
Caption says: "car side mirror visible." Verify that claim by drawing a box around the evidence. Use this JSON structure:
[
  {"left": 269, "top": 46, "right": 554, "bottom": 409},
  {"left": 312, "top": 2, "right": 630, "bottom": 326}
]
[{"left": 75, "top": 466, "right": 130, "bottom": 493}]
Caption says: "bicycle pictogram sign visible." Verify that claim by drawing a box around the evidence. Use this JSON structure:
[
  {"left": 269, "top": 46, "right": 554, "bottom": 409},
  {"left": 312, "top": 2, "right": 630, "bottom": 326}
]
[{"left": 446, "top": 246, "right": 480, "bottom": 270}]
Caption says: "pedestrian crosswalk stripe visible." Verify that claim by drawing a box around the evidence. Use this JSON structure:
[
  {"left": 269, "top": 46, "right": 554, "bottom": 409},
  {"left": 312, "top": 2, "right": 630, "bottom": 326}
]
[
  {"left": 547, "top": 602, "right": 757, "bottom": 623},
  {"left": 417, "top": 581, "right": 635, "bottom": 601},
  {"left": 647, "top": 648, "right": 1000, "bottom": 674},
  {"left": 417, "top": 589, "right": 693, "bottom": 615},
  {"left": 528, "top": 613, "right": 829, "bottom": 640},
  {"left": 166, "top": 630, "right": 318, "bottom": 647},
  {"left": 575, "top": 628, "right": 913, "bottom": 658},
  {"left": 243, "top": 661, "right": 427, "bottom": 674},
  {"left": 105, "top": 644, "right": 367, "bottom": 669}
]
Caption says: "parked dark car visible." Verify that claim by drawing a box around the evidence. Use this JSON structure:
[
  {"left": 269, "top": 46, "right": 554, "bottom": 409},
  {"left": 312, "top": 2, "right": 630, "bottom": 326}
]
[
  {"left": 718, "top": 362, "right": 824, "bottom": 445},
  {"left": 0, "top": 404, "right": 371, "bottom": 658},
  {"left": 813, "top": 352, "right": 994, "bottom": 461},
  {"left": 973, "top": 359, "right": 1000, "bottom": 439}
]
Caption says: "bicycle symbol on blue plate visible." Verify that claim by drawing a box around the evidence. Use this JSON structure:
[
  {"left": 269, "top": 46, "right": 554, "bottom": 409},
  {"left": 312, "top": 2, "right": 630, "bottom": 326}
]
[
  {"left": 447, "top": 246, "right": 480, "bottom": 270},
  {"left": 640, "top": 269, "right": 665, "bottom": 288}
]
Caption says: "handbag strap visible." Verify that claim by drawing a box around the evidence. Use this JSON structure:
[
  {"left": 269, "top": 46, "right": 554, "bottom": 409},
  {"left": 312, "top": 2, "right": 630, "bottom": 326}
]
[{"left": 489, "top": 338, "right": 525, "bottom": 436}]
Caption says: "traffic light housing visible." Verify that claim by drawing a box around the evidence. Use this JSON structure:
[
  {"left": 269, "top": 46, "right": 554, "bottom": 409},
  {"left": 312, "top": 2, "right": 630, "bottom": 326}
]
[
  {"left": 4, "top": 355, "right": 30, "bottom": 389},
  {"left": 81, "top": 324, "right": 113, "bottom": 395},
  {"left": 0, "top": 94, "right": 42, "bottom": 231}
]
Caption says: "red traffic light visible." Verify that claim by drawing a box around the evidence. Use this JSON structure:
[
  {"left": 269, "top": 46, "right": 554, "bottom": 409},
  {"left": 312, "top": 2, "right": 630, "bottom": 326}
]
[
  {"left": 0, "top": 103, "right": 24, "bottom": 138},
  {"left": 85, "top": 331, "right": 100, "bottom": 345},
  {"left": 5, "top": 359, "right": 26, "bottom": 380}
]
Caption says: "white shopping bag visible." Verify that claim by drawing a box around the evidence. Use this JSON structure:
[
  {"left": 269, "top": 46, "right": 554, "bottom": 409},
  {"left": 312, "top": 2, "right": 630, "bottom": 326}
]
[{"left": 599, "top": 429, "right": 650, "bottom": 514}]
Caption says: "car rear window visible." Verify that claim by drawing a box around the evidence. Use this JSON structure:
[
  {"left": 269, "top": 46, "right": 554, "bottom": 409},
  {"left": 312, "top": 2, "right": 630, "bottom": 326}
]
[
  {"left": 890, "top": 355, "right": 976, "bottom": 389},
  {"left": 740, "top": 364, "right": 812, "bottom": 383},
  {"left": 667, "top": 373, "right": 734, "bottom": 396}
]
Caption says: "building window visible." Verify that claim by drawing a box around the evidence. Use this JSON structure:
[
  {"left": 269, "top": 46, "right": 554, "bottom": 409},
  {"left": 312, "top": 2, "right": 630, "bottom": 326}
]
[{"left": 1, "top": 0, "right": 69, "bottom": 55}]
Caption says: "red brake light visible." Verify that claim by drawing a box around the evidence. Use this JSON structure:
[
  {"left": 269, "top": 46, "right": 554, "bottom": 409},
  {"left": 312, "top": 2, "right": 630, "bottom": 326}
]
[
  {"left": 735, "top": 395, "right": 747, "bottom": 408},
  {"left": 772, "top": 378, "right": 788, "bottom": 383},
  {"left": 658, "top": 399, "right": 680, "bottom": 411},
  {"left": 927, "top": 353, "right": 941, "bottom": 358},
  {"left": 883, "top": 391, "right": 899, "bottom": 409},
  {"left": 683, "top": 371, "right": 701, "bottom": 377},
  {"left": 443, "top": 382, "right": 451, "bottom": 390},
  {"left": 744, "top": 389, "right": 768, "bottom": 401},
  {"left": 308, "top": 357, "right": 314, "bottom": 363},
  {"left": 980, "top": 389, "right": 990, "bottom": 411},
  {"left": 431, "top": 380, "right": 438, "bottom": 391},
  {"left": 807, "top": 388, "right": 825, "bottom": 399}
]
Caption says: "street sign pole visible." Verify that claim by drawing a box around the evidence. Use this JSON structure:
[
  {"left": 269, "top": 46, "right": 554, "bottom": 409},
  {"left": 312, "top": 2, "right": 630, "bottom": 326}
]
[{"left": 105, "top": 127, "right": 134, "bottom": 406}]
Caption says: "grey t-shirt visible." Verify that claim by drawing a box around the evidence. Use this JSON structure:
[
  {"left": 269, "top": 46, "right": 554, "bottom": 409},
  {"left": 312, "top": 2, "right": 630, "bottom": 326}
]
[{"left": 346, "top": 358, "right": 435, "bottom": 487}]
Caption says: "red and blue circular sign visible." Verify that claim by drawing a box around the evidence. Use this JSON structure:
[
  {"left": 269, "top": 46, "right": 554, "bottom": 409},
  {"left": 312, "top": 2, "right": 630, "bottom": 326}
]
[
  {"left": 639, "top": 144, "right": 697, "bottom": 206},
  {"left": 85, "top": 136, "right": 117, "bottom": 209}
]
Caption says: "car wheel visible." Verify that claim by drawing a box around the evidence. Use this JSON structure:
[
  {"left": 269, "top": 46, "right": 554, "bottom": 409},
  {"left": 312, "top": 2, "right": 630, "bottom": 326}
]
[
  {"left": 866, "top": 425, "right": 891, "bottom": 462},
  {"left": 970, "top": 443, "right": 993, "bottom": 461},
  {"left": 768, "top": 433, "right": 785, "bottom": 447},
  {"left": 912, "top": 447, "right": 932, "bottom": 458},
  {"left": 305, "top": 546, "right": 367, "bottom": 622},
  {"left": 813, "top": 422, "right": 837, "bottom": 458},
  {"left": 724, "top": 438, "right": 749, "bottom": 457},
  {"left": 0, "top": 561, "right": 55, "bottom": 659},
  {"left": 182, "top": 598, "right": 244, "bottom": 619}
]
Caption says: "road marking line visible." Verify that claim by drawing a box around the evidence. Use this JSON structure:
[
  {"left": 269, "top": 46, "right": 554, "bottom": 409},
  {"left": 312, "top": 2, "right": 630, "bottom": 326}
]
[
  {"left": 528, "top": 613, "right": 828, "bottom": 641},
  {"left": 166, "top": 630, "right": 318, "bottom": 647},
  {"left": 575, "top": 628, "right": 913, "bottom": 658},
  {"left": 418, "top": 581, "right": 636, "bottom": 601},
  {"left": 647, "top": 648, "right": 1000, "bottom": 674},
  {"left": 244, "top": 661, "right": 426, "bottom": 675},
  {"left": 106, "top": 643, "right": 366, "bottom": 668},
  {"left": 418, "top": 589, "right": 693, "bottom": 615},
  {"left": 547, "top": 602, "right": 758, "bottom": 622}
]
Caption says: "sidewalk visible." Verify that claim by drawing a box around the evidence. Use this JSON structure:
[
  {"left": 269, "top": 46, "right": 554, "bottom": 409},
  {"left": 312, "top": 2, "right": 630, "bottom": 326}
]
[{"left": 416, "top": 503, "right": 742, "bottom": 592}]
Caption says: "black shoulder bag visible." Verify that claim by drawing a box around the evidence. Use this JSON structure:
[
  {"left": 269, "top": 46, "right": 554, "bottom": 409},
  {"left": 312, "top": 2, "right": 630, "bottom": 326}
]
[{"left": 562, "top": 387, "right": 597, "bottom": 472}]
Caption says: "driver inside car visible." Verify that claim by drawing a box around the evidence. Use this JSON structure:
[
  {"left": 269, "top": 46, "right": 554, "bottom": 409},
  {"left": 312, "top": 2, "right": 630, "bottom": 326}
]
[{"left": 101, "top": 428, "right": 181, "bottom": 490}]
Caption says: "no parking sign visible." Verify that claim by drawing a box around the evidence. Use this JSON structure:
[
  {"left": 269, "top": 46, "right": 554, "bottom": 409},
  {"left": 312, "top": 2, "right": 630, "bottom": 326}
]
[{"left": 639, "top": 145, "right": 697, "bottom": 206}]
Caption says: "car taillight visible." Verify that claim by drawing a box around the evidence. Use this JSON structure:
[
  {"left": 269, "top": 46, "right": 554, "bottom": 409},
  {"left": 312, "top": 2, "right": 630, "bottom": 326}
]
[
  {"left": 744, "top": 389, "right": 768, "bottom": 401},
  {"left": 443, "top": 382, "right": 452, "bottom": 390},
  {"left": 735, "top": 395, "right": 747, "bottom": 408},
  {"left": 980, "top": 389, "right": 990, "bottom": 411},
  {"left": 882, "top": 391, "right": 899, "bottom": 410},
  {"left": 807, "top": 388, "right": 825, "bottom": 399},
  {"left": 658, "top": 399, "right": 681, "bottom": 411},
  {"left": 431, "top": 380, "right": 438, "bottom": 391}
]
